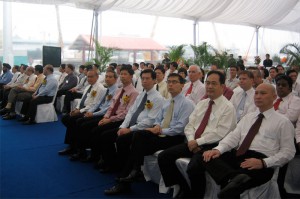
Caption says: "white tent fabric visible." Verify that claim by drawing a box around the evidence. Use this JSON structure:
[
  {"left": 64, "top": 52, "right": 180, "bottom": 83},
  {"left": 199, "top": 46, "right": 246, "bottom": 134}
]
[{"left": 2, "top": 0, "right": 300, "bottom": 33}]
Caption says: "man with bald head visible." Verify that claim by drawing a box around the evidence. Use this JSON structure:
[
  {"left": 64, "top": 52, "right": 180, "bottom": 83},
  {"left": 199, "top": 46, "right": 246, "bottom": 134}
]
[
  {"left": 202, "top": 83, "right": 295, "bottom": 198},
  {"left": 181, "top": 65, "right": 205, "bottom": 105}
]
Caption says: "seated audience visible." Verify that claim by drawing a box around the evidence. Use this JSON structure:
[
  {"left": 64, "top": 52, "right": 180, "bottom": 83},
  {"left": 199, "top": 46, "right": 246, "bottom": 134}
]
[
  {"left": 202, "top": 83, "right": 295, "bottom": 198},
  {"left": 154, "top": 66, "right": 170, "bottom": 99},
  {"left": 225, "top": 65, "right": 239, "bottom": 90},
  {"left": 18, "top": 64, "right": 59, "bottom": 125},
  {"left": 0, "top": 63, "right": 13, "bottom": 88},
  {"left": 158, "top": 71, "right": 236, "bottom": 198},
  {"left": 286, "top": 69, "right": 300, "bottom": 97}
]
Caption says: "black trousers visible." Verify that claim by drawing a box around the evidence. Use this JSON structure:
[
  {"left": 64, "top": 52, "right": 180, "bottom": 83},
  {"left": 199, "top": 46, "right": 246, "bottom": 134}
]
[
  {"left": 158, "top": 142, "right": 217, "bottom": 197},
  {"left": 118, "top": 130, "right": 185, "bottom": 178},
  {"left": 24, "top": 96, "right": 53, "bottom": 121},
  {"left": 63, "top": 91, "right": 82, "bottom": 112},
  {"left": 75, "top": 115, "right": 103, "bottom": 149},
  {"left": 0, "top": 88, "right": 11, "bottom": 108},
  {"left": 61, "top": 113, "right": 85, "bottom": 148},
  {"left": 90, "top": 120, "right": 124, "bottom": 160},
  {"left": 202, "top": 150, "right": 274, "bottom": 197}
]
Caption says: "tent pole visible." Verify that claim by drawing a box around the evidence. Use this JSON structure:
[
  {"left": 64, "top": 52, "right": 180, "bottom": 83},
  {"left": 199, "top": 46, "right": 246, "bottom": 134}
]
[
  {"left": 3, "top": 1, "right": 14, "bottom": 65},
  {"left": 193, "top": 20, "right": 197, "bottom": 46},
  {"left": 256, "top": 26, "right": 260, "bottom": 56},
  {"left": 94, "top": 9, "right": 99, "bottom": 60}
]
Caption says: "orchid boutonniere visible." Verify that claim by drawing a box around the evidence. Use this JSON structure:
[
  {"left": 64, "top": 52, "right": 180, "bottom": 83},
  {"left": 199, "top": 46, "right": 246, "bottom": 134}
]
[
  {"left": 122, "top": 95, "right": 130, "bottom": 104},
  {"left": 145, "top": 100, "right": 153, "bottom": 110}
]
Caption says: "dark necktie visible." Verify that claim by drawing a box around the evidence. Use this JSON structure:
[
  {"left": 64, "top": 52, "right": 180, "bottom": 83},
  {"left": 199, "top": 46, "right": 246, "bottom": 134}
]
[
  {"left": 129, "top": 93, "right": 147, "bottom": 127},
  {"left": 273, "top": 98, "right": 282, "bottom": 111},
  {"left": 14, "top": 74, "right": 21, "bottom": 83},
  {"left": 109, "top": 89, "right": 125, "bottom": 117},
  {"left": 156, "top": 84, "right": 159, "bottom": 91},
  {"left": 185, "top": 83, "right": 193, "bottom": 96},
  {"left": 135, "top": 78, "right": 138, "bottom": 88},
  {"left": 95, "top": 89, "right": 109, "bottom": 111},
  {"left": 194, "top": 100, "right": 214, "bottom": 139},
  {"left": 36, "top": 77, "right": 47, "bottom": 95},
  {"left": 79, "top": 85, "right": 92, "bottom": 109},
  {"left": 236, "top": 113, "right": 264, "bottom": 156}
]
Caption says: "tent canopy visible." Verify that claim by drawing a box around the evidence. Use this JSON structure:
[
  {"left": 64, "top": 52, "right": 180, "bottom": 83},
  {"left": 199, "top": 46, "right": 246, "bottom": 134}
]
[{"left": 3, "top": 0, "right": 300, "bottom": 33}]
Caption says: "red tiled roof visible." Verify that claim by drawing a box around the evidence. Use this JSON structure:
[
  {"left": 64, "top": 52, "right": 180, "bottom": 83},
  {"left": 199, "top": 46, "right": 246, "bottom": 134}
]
[{"left": 70, "top": 35, "right": 167, "bottom": 51}]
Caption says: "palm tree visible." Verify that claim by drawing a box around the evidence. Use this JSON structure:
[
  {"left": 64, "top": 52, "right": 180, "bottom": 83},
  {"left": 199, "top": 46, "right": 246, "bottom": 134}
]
[
  {"left": 190, "top": 42, "right": 216, "bottom": 68},
  {"left": 280, "top": 43, "right": 300, "bottom": 66},
  {"left": 92, "top": 40, "right": 116, "bottom": 72},
  {"left": 168, "top": 44, "right": 186, "bottom": 62}
]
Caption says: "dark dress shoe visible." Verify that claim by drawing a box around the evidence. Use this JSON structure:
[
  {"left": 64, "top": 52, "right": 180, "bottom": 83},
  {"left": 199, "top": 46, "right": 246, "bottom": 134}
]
[
  {"left": 22, "top": 120, "right": 36, "bottom": 125},
  {"left": 119, "top": 169, "right": 142, "bottom": 183},
  {"left": 2, "top": 114, "right": 16, "bottom": 120},
  {"left": 218, "top": 174, "right": 251, "bottom": 198},
  {"left": 104, "top": 183, "right": 131, "bottom": 195},
  {"left": 0, "top": 108, "right": 10, "bottom": 115},
  {"left": 18, "top": 117, "right": 29, "bottom": 122},
  {"left": 69, "top": 152, "right": 87, "bottom": 161},
  {"left": 80, "top": 155, "right": 96, "bottom": 163},
  {"left": 58, "top": 147, "right": 74, "bottom": 155}
]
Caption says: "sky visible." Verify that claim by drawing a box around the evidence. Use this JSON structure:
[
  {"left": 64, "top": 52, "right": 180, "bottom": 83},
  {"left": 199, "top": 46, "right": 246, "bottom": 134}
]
[{"left": 1, "top": 1, "right": 300, "bottom": 63}]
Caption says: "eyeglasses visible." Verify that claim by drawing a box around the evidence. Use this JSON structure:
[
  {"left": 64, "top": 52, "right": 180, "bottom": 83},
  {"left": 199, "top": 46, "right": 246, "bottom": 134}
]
[{"left": 167, "top": 80, "right": 180, "bottom": 84}]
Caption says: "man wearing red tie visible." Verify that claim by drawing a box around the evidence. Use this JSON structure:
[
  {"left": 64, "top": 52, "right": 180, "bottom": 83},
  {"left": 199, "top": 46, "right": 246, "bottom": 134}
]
[
  {"left": 181, "top": 65, "right": 205, "bottom": 105},
  {"left": 158, "top": 71, "right": 237, "bottom": 198},
  {"left": 202, "top": 83, "right": 295, "bottom": 198}
]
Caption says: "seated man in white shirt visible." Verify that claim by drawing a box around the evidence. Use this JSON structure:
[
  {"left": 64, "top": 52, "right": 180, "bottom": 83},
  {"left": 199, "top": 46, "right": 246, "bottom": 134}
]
[
  {"left": 286, "top": 69, "right": 300, "bottom": 97},
  {"left": 181, "top": 65, "right": 206, "bottom": 105},
  {"left": 273, "top": 74, "right": 300, "bottom": 198},
  {"left": 154, "top": 66, "right": 170, "bottom": 99},
  {"left": 230, "top": 71, "right": 257, "bottom": 122},
  {"left": 158, "top": 71, "right": 236, "bottom": 198},
  {"left": 225, "top": 65, "right": 239, "bottom": 90},
  {"left": 202, "top": 83, "right": 295, "bottom": 198}
]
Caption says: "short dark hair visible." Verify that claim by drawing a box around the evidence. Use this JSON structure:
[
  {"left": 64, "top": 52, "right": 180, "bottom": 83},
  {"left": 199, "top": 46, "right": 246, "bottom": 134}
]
[
  {"left": 178, "top": 67, "right": 187, "bottom": 77},
  {"left": 79, "top": 65, "right": 85, "bottom": 70},
  {"left": 154, "top": 66, "right": 165, "bottom": 74},
  {"left": 207, "top": 70, "right": 225, "bottom": 84},
  {"left": 168, "top": 73, "right": 185, "bottom": 84},
  {"left": 35, "top": 65, "right": 43, "bottom": 74},
  {"left": 170, "top": 62, "right": 178, "bottom": 69},
  {"left": 133, "top": 63, "right": 139, "bottom": 68},
  {"left": 85, "top": 65, "right": 93, "bottom": 71},
  {"left": 109, "top": 63, "right": 117, "bottom": 69},
  {"left": 120, "top": 65, "right": 134, "bottom": 75},
  {"left": 275, "top": 74, "right": 293, "bottom": 90},
  {"left": 286, "top": 69, "right": 298, "bottom": 77},
  {"left": 164, "top": 63, "right": 170, "bottom": 69},
  {"left": 3, "top": 63, "right": 11, "bottom": 70},
  {"left": 67, "top": 64, "right": 75, "bottom": 71},
  {"left": 269, "top": 66, "right": 278, "bottom": 73},
  {"left": 22, "top": 65, "right": 28, "bottom": 70},
  {"left": 60, "top": 64, "right": 66, "bottom": 69},
  {"left": 13, "top": 65, "right": 20, "bottom": 71},
  {"left": 93, "top": 64, "right": 100, "bottom": 69},
  {"left": 140, "top": 69, "right": 156, "bottom": 80},
  {"left": 229, "top": 65, "right": 238, "bottom": 71},
  {"left": 239, "top": 70, "right": 254, "bottom": 79}
]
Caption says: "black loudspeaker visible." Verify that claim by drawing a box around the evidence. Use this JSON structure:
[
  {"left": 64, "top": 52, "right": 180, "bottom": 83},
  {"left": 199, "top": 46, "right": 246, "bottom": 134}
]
[{"left": 42, "top": 46, "right": 61, "bottom": 67}]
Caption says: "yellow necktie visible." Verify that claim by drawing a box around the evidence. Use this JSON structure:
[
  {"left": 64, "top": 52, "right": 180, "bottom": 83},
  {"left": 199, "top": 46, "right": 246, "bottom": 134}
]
[{"left": 162, "top": 99, "right": 174, "bottom": 128}]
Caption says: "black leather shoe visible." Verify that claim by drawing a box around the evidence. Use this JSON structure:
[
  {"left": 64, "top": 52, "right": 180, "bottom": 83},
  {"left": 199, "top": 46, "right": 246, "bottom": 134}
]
[
  {"left": 22, "top": 120, "right": 36, "bottom": 125},
  {"left": 0, "top": 108, "right": 9, "bottom": 115},
  {"left": 218, "top": 174, "right": 251, "bottom": 198},
  {"left": 119, "top": 170, "right": 141, "bottom": 183},
  {"left": 104, "top": 183, "right": 131, "bottom": 195},
  {"left": 58, "top": 147, "right": 74, "bottom": 155},
  {"left": 69, "top": 152, "right": 87, "bottom": 161},
  {"left": 18, "top": 117, "right": 29, "bottom": 122},
  {"left": 2, "top": 114, "right": 16, "bottom": 120}
]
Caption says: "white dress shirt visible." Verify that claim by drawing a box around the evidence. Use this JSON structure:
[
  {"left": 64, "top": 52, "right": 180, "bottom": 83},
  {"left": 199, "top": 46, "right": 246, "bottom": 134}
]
[
  {"left": 295, "top": 113, "right": 300, "bottom": 144},
  {"left": 276, "top": 92, "right": 300, "bottom": 125},
  {"left": 185, "top": 95, "right": 237, "bottom": 146},
  {"left": 76, "top": 82, "right": 105, "bottom": 113},
  {"left": 182, "top": 80, "right": 206, "bottom": 105},
  {"left": 215, "top": 108, "right": 296, "bottom": 168},
  {"left": 225, "top": 77, "right": 239, "bottom": 90},
  {"left": 23, "top": 74, "right": 37, "bottom": 89},
  {"left": 292, "top": 81, "right": 300, "bottom": 97},
  {"left": 134, "top": 76, "right": 143, "bottom": 93},
  {"left": 230, "top": 87, "right": 257, "bottom": 122},
  {"left": 155, "top": 80, "right": 170, "bottom": 99},
  {"left": 58, "top": 72, "right": 68, "bottom": 86},
  {"left": 120, "top": 87, "right": 164, "bottom": 131}
]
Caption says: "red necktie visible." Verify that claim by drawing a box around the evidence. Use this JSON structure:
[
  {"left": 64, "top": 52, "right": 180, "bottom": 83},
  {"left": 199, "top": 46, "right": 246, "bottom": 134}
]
[
  {"left": 185, "top": 83, "right": 193, "bottom": 96},
  {"left": 109, "top": 89, "right": 125, "bottom": 117},
  {"left": 194, "top": 100, "right": 214, "bottom": 139},
  {"left": 236, "top": 113, "right": 264, "bottom": 156},
  {"left": 273, "top": 98, "right": 282, "bottom": 111}
]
